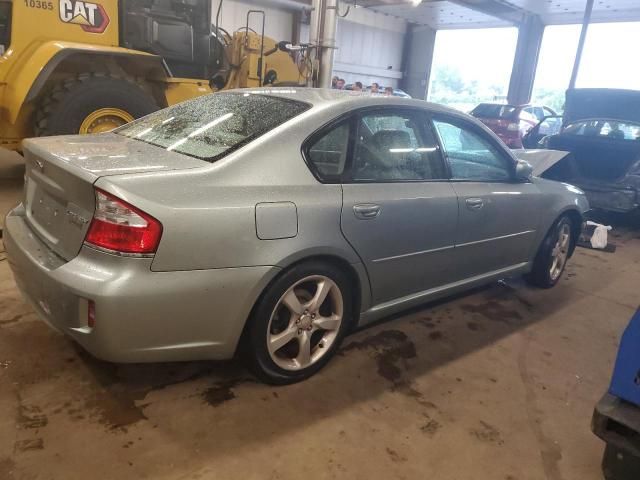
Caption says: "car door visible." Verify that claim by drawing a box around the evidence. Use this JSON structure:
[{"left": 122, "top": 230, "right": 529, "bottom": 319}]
[
  {"left": 431, "top": 115, "right": 543, "bottom": 279},
  {"left": 523, "top": 115, "right": 563, "bottom": 148},
  {"left": 338, "top": 108, "right": 459, "bottom": 306}
]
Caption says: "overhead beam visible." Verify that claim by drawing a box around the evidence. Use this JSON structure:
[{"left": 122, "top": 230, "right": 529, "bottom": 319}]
[{"left": 447, "top": 0, "right": 526, "bottom": 25}]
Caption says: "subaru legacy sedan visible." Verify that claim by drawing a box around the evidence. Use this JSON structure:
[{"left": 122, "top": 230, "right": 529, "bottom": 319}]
[{"left": 5, "top": 89, "right": 588, "bottom": 384}]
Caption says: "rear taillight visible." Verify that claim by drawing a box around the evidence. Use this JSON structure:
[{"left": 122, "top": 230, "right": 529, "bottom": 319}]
[{"left": 85, "top": 189, "right": 162, "bottom": 255}]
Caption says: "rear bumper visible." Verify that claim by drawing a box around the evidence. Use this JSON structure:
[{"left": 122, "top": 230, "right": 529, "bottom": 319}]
[
  {"left": 575, "top": 182, "right": 638, "bottom": 213},
  {"left": 4, "top": 205, "right": 278, "bottom": 362},
  {"left": 593, "top": 393, "right": 640, "bottom": 457},
  {"left": 593, "top": 393, "right": 640, "bottom": 479}
]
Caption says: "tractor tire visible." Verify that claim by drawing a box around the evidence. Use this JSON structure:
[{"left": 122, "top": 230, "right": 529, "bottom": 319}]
[{"left": 34, "top": 73, "right": 159, "bottom": 136}]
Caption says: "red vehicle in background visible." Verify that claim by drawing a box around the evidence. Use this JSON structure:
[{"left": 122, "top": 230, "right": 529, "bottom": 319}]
[{"left": 470, "top": 103, "right": 557, "bottom": 148}]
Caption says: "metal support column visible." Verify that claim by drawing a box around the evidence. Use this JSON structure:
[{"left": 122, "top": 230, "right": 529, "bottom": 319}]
[
  {"left": 308, "top": 0, "right": 337, "bottom": 88},
  {"left": 319, "top": 0, "right": 337, "bottom": 88},
  {"left": 400, "top": 24, "right": 436, "bottom": 100},
  {"left": 507, "top": 14, "right": 544, "bottom": 105},
  {"left": 308, "top": 0, "right": 323, "bottom": 86},
  {"left": 569, "top": 0, "right": 594, "bottom": 90}
]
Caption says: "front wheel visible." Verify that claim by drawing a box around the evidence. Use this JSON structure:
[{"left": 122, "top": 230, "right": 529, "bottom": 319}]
[
  {"left": 526, "top": 215, "right": 574, "bottom": 288},
  {"left": 244, "top": 262, "right": 353, "bottom": 384}
]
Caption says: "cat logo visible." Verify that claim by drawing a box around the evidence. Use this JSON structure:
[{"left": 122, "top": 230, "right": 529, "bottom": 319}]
[{"left": 59, "top": 0, "right": 110, "bottom": 33}]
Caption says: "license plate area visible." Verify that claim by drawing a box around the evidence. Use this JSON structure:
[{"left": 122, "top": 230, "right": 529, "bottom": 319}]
[{"left": 29, "top": 189, "right": 66, "bottom": 241}]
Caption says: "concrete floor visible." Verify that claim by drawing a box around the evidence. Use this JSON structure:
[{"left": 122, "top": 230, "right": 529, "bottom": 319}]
[{"left": 1, "top": 154, "right": 638, "bottom": 480}]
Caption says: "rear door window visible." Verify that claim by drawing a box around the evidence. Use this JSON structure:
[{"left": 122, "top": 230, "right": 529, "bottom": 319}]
[
  {"left": 351, "top": 110, "right": 447, "bottom": 182},
  {"left": 433, "top": 117, "right": 513, "bottom": 182},
  {"left": 306, "top": 122, "right": 350, "bottom": 181},
  {"left": 117, "top": 92, "right": 310, "bottom": 162}
]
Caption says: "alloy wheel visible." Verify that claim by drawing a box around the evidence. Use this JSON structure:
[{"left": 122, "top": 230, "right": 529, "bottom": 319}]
[
  {"left": 267, "top": 275, "right": 344, "bottom": 371},
  {"left": 549, "top": 223, "right": 571, "bottom": 281}
]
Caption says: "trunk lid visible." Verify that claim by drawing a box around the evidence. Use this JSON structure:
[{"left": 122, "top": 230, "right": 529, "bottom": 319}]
[
  {"left": 22, "top": 133, "right": 205, "bottom": 261},
  {"left": 564, "top": 88, "right": 640, "bottom": 125}
]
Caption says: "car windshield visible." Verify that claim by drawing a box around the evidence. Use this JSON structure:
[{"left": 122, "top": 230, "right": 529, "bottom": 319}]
[
  {"left": 563, "top": 119, "right": 640, "bottom": 141},
  {"left": 116, "top": 92, "right": 310, "bottom": 161},
  {"left": 471, "top": 104, "right": 518, "bottom": 119}
]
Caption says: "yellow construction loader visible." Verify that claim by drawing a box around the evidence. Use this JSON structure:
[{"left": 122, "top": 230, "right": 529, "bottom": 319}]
[{"left": 0, "top": 0, "right": 310, "bottom": 151}]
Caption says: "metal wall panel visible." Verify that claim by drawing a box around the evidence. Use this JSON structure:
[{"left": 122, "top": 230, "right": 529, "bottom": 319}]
[
  {"left": 333, "top": 16, "right": 406, "bottom": 88},
  {"left": 210, "top": 1, "right": 407, "bottom": 89},
  {"left": 212, "top": 0, "right": 294, "bottom": 41}
]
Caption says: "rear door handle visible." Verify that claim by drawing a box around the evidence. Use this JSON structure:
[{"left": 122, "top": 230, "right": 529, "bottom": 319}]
[
  {"left": 353, "top": 204, "right": 381, "bottom": 220},
  {"left": 465, "top": 198, "right": 484, "bottom": 210}
]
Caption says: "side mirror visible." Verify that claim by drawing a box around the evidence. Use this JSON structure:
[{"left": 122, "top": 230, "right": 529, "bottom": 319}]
[{"left": 515, "top": 159, "right": 533, "bottom": 181}]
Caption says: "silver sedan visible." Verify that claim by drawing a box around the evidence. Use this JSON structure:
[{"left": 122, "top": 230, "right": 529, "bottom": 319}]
[{"left": 4, "top": 89, "right": 589, "bottom": 384}]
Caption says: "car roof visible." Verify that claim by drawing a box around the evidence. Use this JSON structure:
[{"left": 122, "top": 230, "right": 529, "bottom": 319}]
[{"left": 225, "top": 87, "right": 461, "bottom": 116}]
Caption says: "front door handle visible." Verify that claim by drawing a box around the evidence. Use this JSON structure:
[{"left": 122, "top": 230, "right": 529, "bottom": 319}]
[
  {"left": 353, "top": 204, "right": 381, "bottom": 220},
  {"left": 465, "top": 198, "right": 484, "bottom": 210}
]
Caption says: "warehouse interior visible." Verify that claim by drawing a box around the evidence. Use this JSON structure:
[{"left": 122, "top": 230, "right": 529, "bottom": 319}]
[{"left": 1, "top": 0, "right": 640, "bottom": 479}]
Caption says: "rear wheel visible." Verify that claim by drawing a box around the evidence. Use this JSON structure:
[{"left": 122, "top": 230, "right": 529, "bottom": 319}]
[
  {"left": 526, "top": 215, "right": 574, "bottom": 288},
  {"left": 35, "top": 74, "right": 159, "bottom": 136},
  {"left": 244, "top": 261, "right": 353, "bottom": 384}
]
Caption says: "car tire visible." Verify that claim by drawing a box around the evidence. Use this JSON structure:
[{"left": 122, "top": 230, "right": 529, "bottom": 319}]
[
  {"left": 525, "top": 215, "right": 574, "bottom": 289},
  {"left": 34, "top": 73, "right": 159, "bottom": 136},
  {"left": 243, "top": 261, "right": 354, "bottom": 385}
]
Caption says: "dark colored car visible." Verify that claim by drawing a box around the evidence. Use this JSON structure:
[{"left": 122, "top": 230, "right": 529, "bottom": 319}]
[
  {"left": 524, "top": 89, "right": 640, "bottom": 214},
  {"left": 470, "top": 103, "right": 557, "bottom": 149}
]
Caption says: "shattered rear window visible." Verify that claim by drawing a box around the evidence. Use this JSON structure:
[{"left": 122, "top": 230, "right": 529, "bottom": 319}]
[{"left": 116, "top": 92, "right": 310, "bottom": 162}]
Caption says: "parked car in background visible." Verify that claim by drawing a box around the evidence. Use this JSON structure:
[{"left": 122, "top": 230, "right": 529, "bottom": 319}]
[
  {"left": 470, "top": 103, "right": 557, "bottom": 148},
  {"left": 5, "top": 89, "right": 588, "bottom": 384},
  {"left": 523, "top": 88, "right": 640, "bottom": 214}
]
